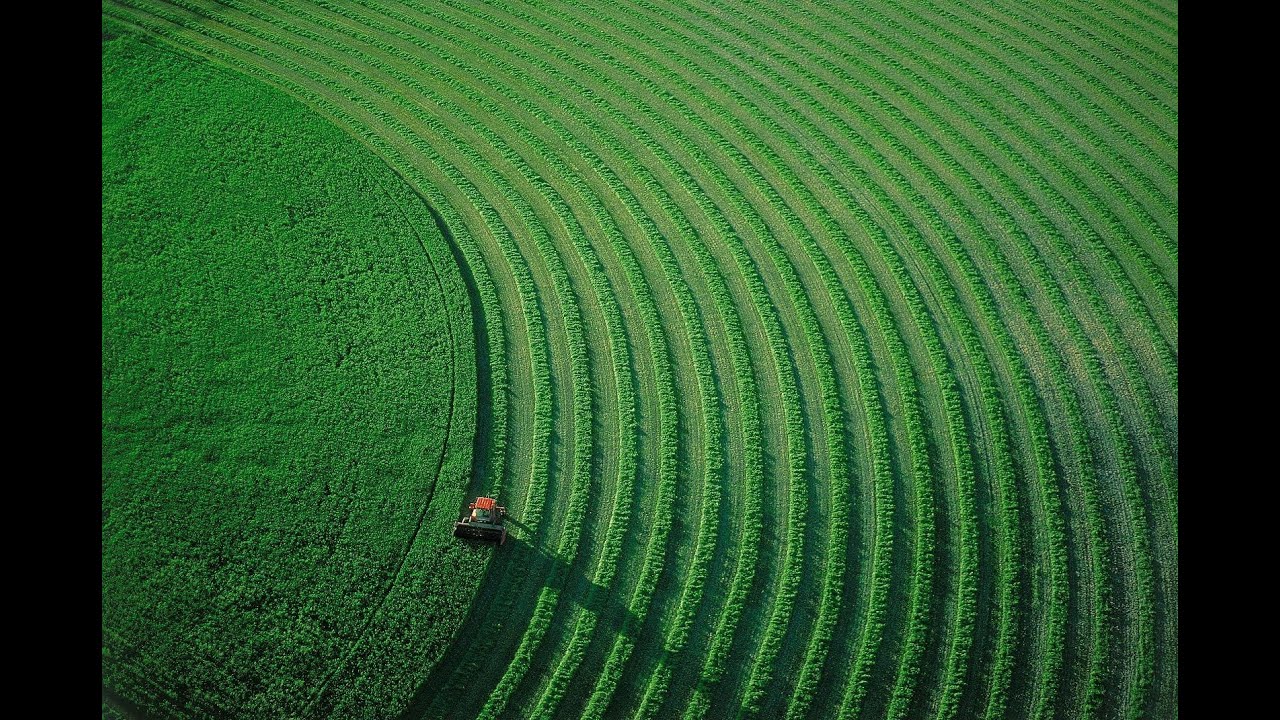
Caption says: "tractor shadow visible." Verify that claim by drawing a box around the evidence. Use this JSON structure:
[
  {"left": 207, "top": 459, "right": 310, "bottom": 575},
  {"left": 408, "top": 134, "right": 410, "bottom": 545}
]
[
  {"left": 503, "top": 514, "right": 533, "bottom": 532},
  {"left": 482, "top": 518, "right": 643, "bottom": 644},
  {"left": 512, "top": 528, "right": 643, "bottom": 636},
  {"left": 397, "top": 516, "right": 643, "bottom": 720}
]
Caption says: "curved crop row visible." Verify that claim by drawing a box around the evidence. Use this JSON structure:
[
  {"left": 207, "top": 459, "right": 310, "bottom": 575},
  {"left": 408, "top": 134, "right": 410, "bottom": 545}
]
[
  {"left": 858, "top": 0, "right": 1180, "bottom": 365},
  {"left": 565, "top": 5, "right": 1024, "bottom": 717},
  {"left": 747, "top": 4, "right": 1177, "bottom": 707},
  {"left": 1046, "top": 0, "right": 1178, "bottom": 58},
  {"left": 371, "top": 5, "right": 793, "bottom": 717},
  {"left": 680, "top": 1, "right": 1111, "bottom": 712},
  {"left": 898, "top": 0, "right": 1180, "bottom": 324}
]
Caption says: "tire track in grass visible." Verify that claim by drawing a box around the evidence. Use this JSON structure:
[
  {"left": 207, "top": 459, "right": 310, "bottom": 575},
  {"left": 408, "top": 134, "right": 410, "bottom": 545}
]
[{"left": 304, "top": 164, "right": 460, "bottom": 715}]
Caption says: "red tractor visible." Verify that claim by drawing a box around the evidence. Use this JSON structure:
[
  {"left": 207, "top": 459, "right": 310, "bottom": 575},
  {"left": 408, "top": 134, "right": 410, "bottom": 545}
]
[{"left": 453, "top": 496, "right": 508, "bottom": 544}]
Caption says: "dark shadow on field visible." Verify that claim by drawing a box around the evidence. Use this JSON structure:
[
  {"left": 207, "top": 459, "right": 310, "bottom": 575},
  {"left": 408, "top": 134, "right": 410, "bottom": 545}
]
[
  {"left": 397, "top": 521, "right": 642, "bottom": 720},
  {"left": 418, "top": 199, "right": 496, "bottom": 500},
  {"left": 503, "top": 514, "right": 532, "bottom": 532},
  {"left": 102, "top": 686, "right": 146, "bottom": 720},
  {"left": 513, "top": 531, "right": 643, "bottom": 638}
]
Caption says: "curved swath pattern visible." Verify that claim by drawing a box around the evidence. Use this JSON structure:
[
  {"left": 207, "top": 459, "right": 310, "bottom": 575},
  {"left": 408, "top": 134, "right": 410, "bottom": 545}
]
[{"left": 101, "top": 1, "right": 1178, "bottom": 718}]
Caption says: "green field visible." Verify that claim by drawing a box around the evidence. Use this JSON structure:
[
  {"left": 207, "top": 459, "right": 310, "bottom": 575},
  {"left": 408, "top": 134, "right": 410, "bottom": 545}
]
[
  {"left": 102, "top": 27, "right": 479, "bottom": 718},
  {"left": 102, "top": 1, "right": 1177, "bottom": 719}
]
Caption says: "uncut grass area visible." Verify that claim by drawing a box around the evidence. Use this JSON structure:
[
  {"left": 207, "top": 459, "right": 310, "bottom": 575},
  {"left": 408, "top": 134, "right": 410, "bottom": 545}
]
[
  {"left": 103, "top": 1, "right": 1176, "bottom": 719},
  {"left": 102, "top": 24, "right": 480, "bottom": 719}
]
